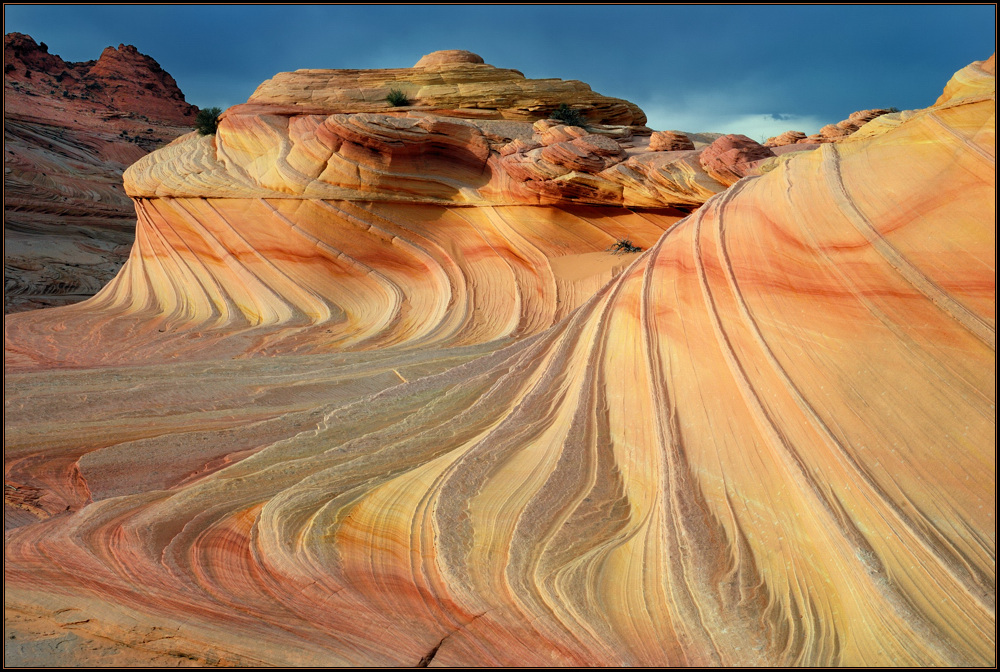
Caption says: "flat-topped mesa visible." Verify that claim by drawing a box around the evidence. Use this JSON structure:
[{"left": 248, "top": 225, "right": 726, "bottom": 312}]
[{"left": 241, "top": 49, "right": 646, "bottom": 127}]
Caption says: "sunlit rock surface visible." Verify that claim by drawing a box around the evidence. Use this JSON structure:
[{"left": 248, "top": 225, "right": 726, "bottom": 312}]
[
  {"left": 3, "top": 201, "right": 680, "bottom": 369},
  {"left": 4, "top": 54, "right": 995, "bottom": 667},
  {"left": 698, "top": 134, "right": 776, "bottom": 186},
  {"left": 649, "top": 129, "right": 696, "bottom": 151}
]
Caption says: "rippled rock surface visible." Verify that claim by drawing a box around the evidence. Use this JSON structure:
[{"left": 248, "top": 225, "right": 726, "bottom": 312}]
[{"left": 4, "top": 54, "right": 995, "bottom": 667}]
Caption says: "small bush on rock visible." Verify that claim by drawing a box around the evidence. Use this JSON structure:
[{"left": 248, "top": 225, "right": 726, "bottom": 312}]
[
  {"left": 550, "top": 103, "right": 586, "bottom": 127},
  {"left": 608, "top": 238, "right": 642, "bottom": 255},
  {"left": 386, "top": 88, "right": 410, "bottom": 106},
  {"left": 195, "top": 107, "right": 222, "bottom": 135}
]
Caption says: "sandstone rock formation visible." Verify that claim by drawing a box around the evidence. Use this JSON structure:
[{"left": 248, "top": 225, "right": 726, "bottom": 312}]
[
  {"left": 648, "top": 129, "right": 696, "bottom": 151},
  {"left": 937, "top": 52, "right": 996, "bottom": 104},
  {"left": 4, "top": 52, "right": 996, "bottom": 667},
  {"left": 764, "top": 108, "right": 898, "bottom": 146},
  {"left": 4, "top": 33, "right": 196, "bottom": 312},
  {"left": 242, "top": 51, "right": 647, "bottom": 127},
  {"left": 122, "top": 52, "right": 742, "bottom": 212},
  {"left": 699, "top": 133, "right": 776, "bottom": 186},
  {"left": 762, "top": 129, "right": 807, "bottom": 147},
  {"left": 413, "top": 49, "right": 485, "bottom": 67}
]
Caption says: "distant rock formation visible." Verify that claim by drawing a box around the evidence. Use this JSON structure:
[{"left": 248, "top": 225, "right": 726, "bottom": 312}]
[
  {"left": 4, "top": 33, "right": 196, "bottom": 312},
  {"left": 698, "top": 133, "right": 776, "bottom": 186},
  {"left": 762, "top": 129, "right": 807, "bottom": 147},
  {"left": 4, "top": 33, "right": 195, "bottom": 127},
  {"left": 764, "top": 107, "right": 898, "bottom": 147}
]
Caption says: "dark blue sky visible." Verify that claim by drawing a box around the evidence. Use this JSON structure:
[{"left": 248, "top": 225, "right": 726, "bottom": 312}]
[{"left": 5, "top": 5, "right": 996, "bottom": 138}]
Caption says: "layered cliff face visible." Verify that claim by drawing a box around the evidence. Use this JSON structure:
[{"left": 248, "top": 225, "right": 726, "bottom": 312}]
[
  {"left": 4, "top": 52, "right": 995, "bottom": 667},
  {"left": 4, "top": 33, "right": 196, "bottom": 313}
]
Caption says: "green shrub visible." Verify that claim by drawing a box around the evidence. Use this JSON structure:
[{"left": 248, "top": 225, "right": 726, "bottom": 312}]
[
  {"left": 550, "top": 103, "right": 586, "bottom": 127},
  {"left": 607, "top": 238, "right": 642, "bottom": 255},
  {"left": 386, "top": 88, "right": 410, "bottom": 107},
  {"left": 195, "top": 107, "right": 222, "bottom": 136}
]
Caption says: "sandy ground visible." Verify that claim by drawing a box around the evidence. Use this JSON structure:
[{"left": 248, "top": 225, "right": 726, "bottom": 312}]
[{"left": 5, "top": 607, "right": 206, "bottom": 667}]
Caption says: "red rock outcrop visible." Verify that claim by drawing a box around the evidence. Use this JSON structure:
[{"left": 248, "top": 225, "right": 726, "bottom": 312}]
[
  {"left": 3, "top": 53, "right": 995, "bottom": 667},
  {"left": 4, "top": 33, "right": 196, "bottom": 312},
  {"left": 4, "top": 33, "right": 196, "bottom": 129},
  {"left": 813, "top": 108, "right": 897, "bottom": 141},
  {"left": 763, "top": 129, "right": 807, "bottom": 147},
  {"left": 698, "top": 133, "right": 776, "bottom": 186},
  {"left": 648, "top": 129, "right": 695, "bottom": 151}
]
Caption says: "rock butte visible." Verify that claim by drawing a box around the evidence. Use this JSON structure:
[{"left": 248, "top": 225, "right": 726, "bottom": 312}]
[
  {"left": 3, "top": 51, "right": 996, "bottom": 667},
  {"left": 3, "top": 33, "right": 196, "bottom": 313}
]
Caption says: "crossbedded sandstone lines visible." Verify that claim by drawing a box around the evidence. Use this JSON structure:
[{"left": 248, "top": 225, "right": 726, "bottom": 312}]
[
  {"left": 123, "top": 112, "right": 729, "bottom": 209},
  {"left": 3, "top": 202, "right": 679, "bottom": 369},
  {"left": 118, "top": 50, "right": 738, "bottom": 211},
  {"left": 3, "top": 55, "right": 996, "bottom": 666}
]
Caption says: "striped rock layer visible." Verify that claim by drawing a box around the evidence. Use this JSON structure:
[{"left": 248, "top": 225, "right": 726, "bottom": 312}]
[{"left": 3, "top": 55, "right": 996, "bottom": 666}]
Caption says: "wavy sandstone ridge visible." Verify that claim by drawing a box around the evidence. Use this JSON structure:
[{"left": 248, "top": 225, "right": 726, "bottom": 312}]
[
  {"left": 3, "top": 55, "right": 996, "bottom": 666},
  {"left": 3, "top": 201, "right": 682, "bottom": 369}
]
